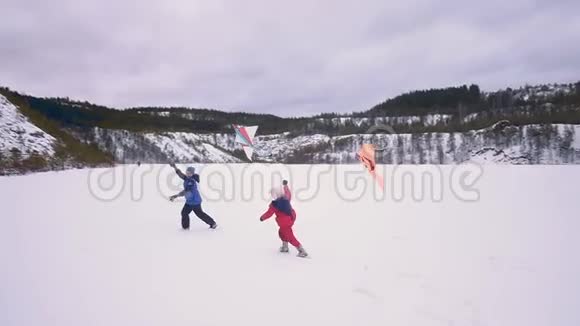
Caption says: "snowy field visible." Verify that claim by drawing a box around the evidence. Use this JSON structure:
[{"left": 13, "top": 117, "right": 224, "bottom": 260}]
[{"left": 1, "top": 164, "right": 579, "bottom": 326}]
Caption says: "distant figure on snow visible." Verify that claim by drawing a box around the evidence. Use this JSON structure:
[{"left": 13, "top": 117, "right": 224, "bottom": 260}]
[
  {"left": 169, "top": 163, "right": 218, "bottom": 230},
  {"left": 260, "top": 180, "right": 308, "bottom": 258}
]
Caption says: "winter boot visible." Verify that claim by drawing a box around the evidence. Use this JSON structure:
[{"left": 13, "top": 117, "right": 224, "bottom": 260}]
[
  {"left": 279, "top": 242, "right": 289, "bottom": 253},
  {"left": 297, "top": 246, "right": 308, "bottom": 258}
]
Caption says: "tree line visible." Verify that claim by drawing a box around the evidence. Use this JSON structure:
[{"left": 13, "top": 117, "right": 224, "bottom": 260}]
[{"left": 2, "top": 81, "right": 579, "bottom": 139}]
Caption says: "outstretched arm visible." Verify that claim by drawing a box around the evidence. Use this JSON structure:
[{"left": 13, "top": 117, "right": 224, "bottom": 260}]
[
  {"left": 169, "top": 190, "right": 185, "bottom": 201},
  {"left": 259, "top": 204, "right": 276, "bottom": 221},
  {"left": 283, "top": 180, "right": 291, "bottom": 201},
  {"left": 170, "top": 163, "right": 186, "bottom": 180}
]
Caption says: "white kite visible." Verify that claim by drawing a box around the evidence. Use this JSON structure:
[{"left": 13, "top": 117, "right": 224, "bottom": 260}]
[{"left": 233, "top": 124, "right": 258, "bottom": 161}]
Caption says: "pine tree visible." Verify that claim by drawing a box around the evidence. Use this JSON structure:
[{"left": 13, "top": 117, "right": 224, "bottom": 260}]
[{"left": 469, "top": 84, "right": 481, "bottom": 101}]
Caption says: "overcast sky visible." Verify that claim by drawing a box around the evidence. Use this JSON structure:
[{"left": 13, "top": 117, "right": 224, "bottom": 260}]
[{"left": 1, "top": 0, "right": 579, "bottom": 117}]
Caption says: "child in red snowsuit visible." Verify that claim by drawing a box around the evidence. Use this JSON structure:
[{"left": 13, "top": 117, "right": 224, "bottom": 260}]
[{"left": 260, "top": 181, "right": 308, "bottom": 258}]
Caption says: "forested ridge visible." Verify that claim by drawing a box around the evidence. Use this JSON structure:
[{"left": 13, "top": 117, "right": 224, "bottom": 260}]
[
  {"left": 2, "top": 81, "right": 580, "bottom": 174},
  {"left": 2, "top": 81, "right": 579, "bottom": 137}
]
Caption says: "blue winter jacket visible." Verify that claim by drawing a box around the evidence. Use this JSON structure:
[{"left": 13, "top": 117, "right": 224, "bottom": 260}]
[{"left": 176, "top": 169, "right": 202, "bottom": 205}]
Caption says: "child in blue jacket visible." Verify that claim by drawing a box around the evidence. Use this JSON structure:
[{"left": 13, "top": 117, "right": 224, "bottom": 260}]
[{"left": 169, "top": 163, "right": 218, "bottom": 230}]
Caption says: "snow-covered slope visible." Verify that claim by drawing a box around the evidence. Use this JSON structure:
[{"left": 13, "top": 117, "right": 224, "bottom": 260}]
[
  {"left": 82, "top": 122, "right": 580, "bottom": 165},
  {"left": 318, "top": 123, "right": 580, "bottom": 164},
  {"left": 312, "top": 114, "right": 453, "bottom": 129},
  {"left": 200, "top": 133, "right": 333, "bottom": 162},
  {"left": 1, "top": 165, "right": 579, "bottom": 325},
  {"left": 85, "top": 128, "right": 241, "bottom": 163},
  {"left": 0, "top": 94, "right": 56, "bottom": 158},
  {"left": 195, "top": 124, "right": 580, "bottom": 164},
  {"left": 509, "top": 83, "right": 576, "bottom": 101}
]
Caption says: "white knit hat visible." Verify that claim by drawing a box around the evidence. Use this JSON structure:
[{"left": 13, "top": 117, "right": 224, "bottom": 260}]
[{"left": 270, "top": 186, "right": 285, "bottom": 200}]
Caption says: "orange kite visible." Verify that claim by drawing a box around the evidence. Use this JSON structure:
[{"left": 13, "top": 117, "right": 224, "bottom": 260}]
[{"left": 357, "top": 144, "right": 384, "bottom": 190}]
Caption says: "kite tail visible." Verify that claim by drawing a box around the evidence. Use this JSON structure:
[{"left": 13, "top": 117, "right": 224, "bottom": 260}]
[{"left": 371, "top": 171, "right": 385, "bottom": 190}]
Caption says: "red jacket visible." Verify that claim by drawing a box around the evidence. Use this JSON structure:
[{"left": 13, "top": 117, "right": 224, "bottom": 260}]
[
  {"left": 260, "top": 185, "right": 295, "bottom": 227},
  {"left": 260, "top": 203, "right": 296, "bottom": 227}
]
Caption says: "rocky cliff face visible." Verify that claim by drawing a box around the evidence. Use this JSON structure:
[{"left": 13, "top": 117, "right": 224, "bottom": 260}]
[
  {"left": 71, "top": 128, "right": 243, "bottom": 163},
  {"left": 3, "top": 82, "right": 580, "bottom": 171},
  {"left": 310, "top": 123, "right": 580, "bottom": 164},
  {"left": 75, "top": 123, "right": 580, "bottom": 165}
]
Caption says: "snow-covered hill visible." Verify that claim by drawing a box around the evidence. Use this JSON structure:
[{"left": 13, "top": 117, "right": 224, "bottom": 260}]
[
  {"left": 311, "top": 123, "right": 580, "bottom": 165},
  {"left": 508, "top": 83, "right": 577, "bottom": 101},
  {"left": 198, "top": 123, "right": 580, "bottom": 164},
  {"left": 82, "top": 128, "right": 242, "bottom": 163},
  {"left": 310, "top": 114, "right": 453, "bottom": 129},
  {"left": 77, "top": 122, "right": 580, "bottom": 165},
  {"left": 0, "top": 94, "right": 56, "bottom": 158},
  {"left": 1, "top": 165, "right": 579, "bottom": 325},
  {"left": 2, "top": 83, "right": 580, "bottom": 169}
]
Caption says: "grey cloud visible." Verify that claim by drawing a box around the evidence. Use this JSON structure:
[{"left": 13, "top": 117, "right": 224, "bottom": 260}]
[{"left": 0, "top": 0, "right": 578, "bottom": 117}]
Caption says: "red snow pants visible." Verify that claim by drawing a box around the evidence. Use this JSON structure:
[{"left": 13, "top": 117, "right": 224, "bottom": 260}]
[
  {"left": 261, "top": 204, "right": 301, "bottom": 248},
  {"left": 278, "top": 223, "right": 301, "bottom": 248}
]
